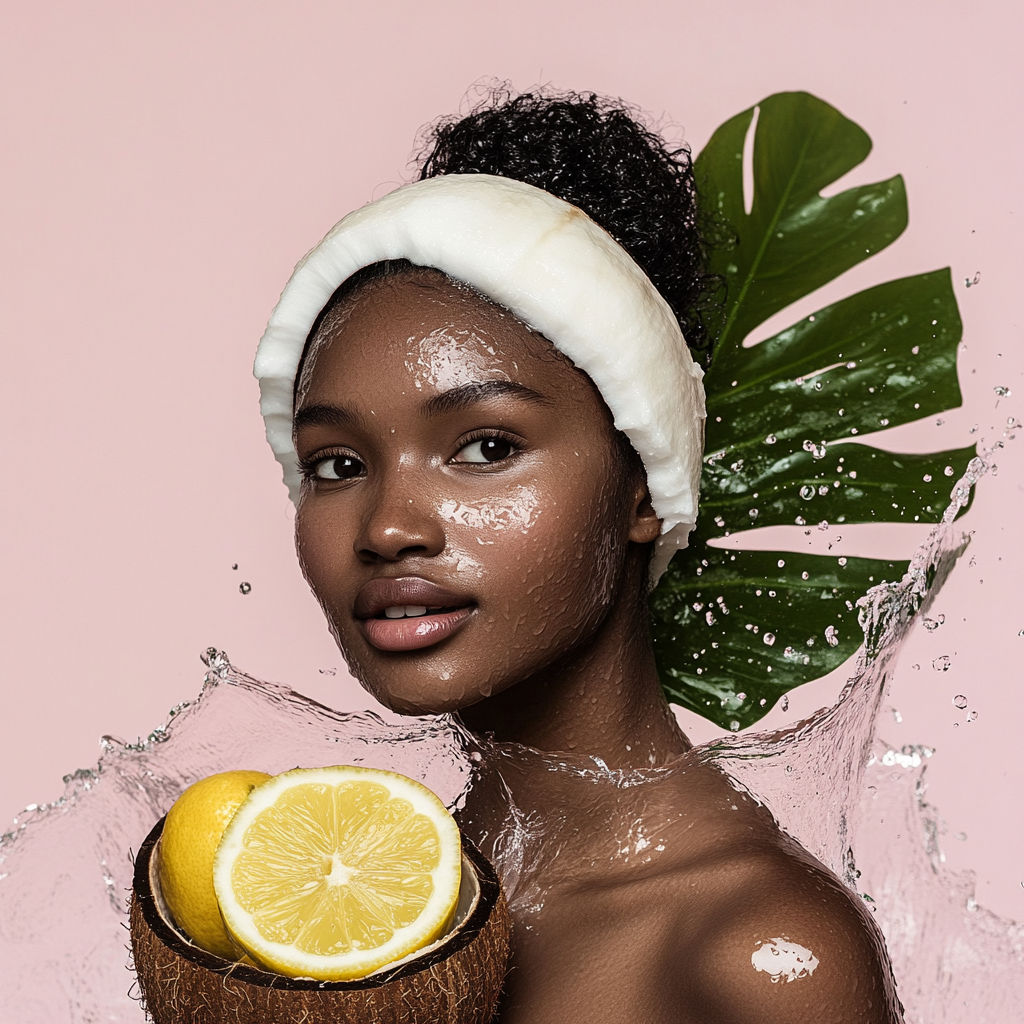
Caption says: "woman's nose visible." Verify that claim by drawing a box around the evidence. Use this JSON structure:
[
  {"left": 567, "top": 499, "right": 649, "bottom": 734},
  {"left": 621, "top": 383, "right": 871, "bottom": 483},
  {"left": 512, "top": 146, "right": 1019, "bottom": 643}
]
[{"left": 354, "top": 475, "right": 446, "bottom": 563}]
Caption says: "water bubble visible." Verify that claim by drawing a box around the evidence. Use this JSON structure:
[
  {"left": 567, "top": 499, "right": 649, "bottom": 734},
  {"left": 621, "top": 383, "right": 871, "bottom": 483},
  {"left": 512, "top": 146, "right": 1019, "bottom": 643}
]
[
  {"left": 923, "top": 614, "right": 945, "bottom": 631},
  {"left": 748, "top": 508, "right": 759, "bottom": 520},
  {"left": 795, "top": 516, "right": 806, "bottom": 525},
  {"left": 846, "top": 361, "right": 857, "bottom": 369},
  {"left": 825, "top": 625, "right": 840, "bottom": 647},
  {"left": 763, "top": 633, "right": 776, "bottom": 646},
  {"left": 765, "top": 434, "right": 777, "bottom": 445},
  {"left": 818, "top": 520, "right": 829, "bottom": 531},
  {"left": 952, "top": 694, "right": 968, "bottom": 709},
  {"left": 892, "top": 708, "right": 903, "bottom": 723},
  {"left": 799, "top": 485, "right": 815, "bottom": 500},
  {"left": 994, "top": 385, "right": 1011, "bottom": 397},
  {"left": 231, "top": 563, "right": 238, "bottom": 570},
  {"left": 879, "top": 418, "right": 889, "bottom": 426},
  {"left": 933, "top": 655, "right": 952, "bottom": 672},
  {"left": 965, "top": 271, "right": 981, "bottom": 288},
  {"left": 802, "top": 439, "right": 828, "bottom": 460},
  {"left": 847, "top": 470, "right": 857, "bottom": 479},
  {"left": 838, "top": 557, "right": 848, "bottom": 566},
  {"left": 705, "top": 610, "right": 717, "bottom": 626},
  {"left": 944, "top": 466, "right": 954, "bottom": 476},
  {"left": 923, "top": 473, "right": 932, "bottom": 482},
  {"left": 911, "top": 345, "right": 920, "bottom": 354},
  {"left": 318, "top": 667, "right": 337, "bottom": 676},
  {"left": 729, "top": 720, "right": 741, "bottom": 732},
  {"left": 813, "top": 381, "right": 823, "bottom": 391},
  {"left": 967, "top": 710, "right": 979, "bottom": 722},
  {"left": 777, "top": 559, "right": 786, "bottom": 568},
  {"left": 818, "top": 485, "right": 829, "bottom": 496},
  {"left": 239, "top": 582, "right": 252, "bottom": 595},
  {"left": 806, "top": 637, "right": 816, "bottom": 647},
  {"left": 936, "top": 418, "right": 944, "bottom": 426},
  {"left": 801, "top": 571, "right": 810, "bottom": 580},
  {"left": 714, "top": 515, "right": 725, "bottom": 527}
]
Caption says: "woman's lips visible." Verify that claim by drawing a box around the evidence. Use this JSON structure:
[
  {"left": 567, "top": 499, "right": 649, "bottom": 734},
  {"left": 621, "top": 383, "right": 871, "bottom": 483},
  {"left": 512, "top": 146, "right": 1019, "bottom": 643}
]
[
  {"left": 354, "top": 577, "right": 474, "bottom": 652},
  {"left": 361, "top": 607, "right": 474, "bottom": 651}
]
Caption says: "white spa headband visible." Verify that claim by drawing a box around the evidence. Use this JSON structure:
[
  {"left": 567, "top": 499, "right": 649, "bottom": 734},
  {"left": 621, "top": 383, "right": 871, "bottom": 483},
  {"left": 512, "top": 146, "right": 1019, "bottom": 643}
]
[{"left": 254, "top": 174, "right": 706, "bottom": 582}]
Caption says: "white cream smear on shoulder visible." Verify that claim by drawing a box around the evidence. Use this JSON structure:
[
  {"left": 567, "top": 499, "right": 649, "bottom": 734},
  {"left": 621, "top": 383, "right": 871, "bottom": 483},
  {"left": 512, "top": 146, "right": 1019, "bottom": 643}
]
[{"left": 751, "top": 937, "right": 819, "bottom": 984}]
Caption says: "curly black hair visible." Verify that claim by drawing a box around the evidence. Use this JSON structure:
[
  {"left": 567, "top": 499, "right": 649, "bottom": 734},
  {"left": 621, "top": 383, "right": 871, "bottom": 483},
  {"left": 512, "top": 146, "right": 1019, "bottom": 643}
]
[{"left": 416, "top": 86, "right": 714, "bottom": 363}]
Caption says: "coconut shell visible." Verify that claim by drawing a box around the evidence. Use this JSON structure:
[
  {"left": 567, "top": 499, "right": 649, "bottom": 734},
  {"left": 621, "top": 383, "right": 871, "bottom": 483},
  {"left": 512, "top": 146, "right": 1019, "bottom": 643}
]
[{"left": 130, "top": 815, "right": 511, "bottom": 1024}]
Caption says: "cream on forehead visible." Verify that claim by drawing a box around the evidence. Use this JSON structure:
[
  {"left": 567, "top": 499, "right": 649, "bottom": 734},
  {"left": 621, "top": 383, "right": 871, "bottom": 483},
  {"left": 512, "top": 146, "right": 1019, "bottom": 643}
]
[{"left": 254, "top": 173, "right": 706, "bottom": 581}]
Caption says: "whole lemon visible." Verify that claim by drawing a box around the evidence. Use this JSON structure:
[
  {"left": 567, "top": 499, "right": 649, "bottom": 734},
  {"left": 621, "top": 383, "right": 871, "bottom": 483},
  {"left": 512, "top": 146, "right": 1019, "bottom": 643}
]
[{"left": 158, "top": 770, "right": 272, "bottom": 960}]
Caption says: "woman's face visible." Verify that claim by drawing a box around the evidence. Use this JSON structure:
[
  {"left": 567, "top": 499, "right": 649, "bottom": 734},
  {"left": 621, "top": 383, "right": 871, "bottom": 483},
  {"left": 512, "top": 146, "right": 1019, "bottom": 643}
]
[{"left": 293, "top": 271, "right": 657, "bottom": 715}]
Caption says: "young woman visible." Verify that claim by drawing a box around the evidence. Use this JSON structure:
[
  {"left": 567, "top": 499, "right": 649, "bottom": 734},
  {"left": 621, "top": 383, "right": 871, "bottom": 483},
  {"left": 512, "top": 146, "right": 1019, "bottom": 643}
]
[{"left": 255, "top": 91, "right": 902, "bottom": 1023}]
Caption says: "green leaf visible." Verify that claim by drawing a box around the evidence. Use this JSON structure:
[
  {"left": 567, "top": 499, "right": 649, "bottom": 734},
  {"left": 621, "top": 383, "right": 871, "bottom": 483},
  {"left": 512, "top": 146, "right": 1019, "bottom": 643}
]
[{"left": 651, "top": 92, "right": 976, "bottom": 730}]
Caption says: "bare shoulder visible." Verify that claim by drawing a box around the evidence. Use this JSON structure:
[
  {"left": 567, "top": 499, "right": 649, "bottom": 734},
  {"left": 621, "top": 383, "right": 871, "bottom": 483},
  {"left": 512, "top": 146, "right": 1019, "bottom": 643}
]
[{"left": 664, "top": 766, "right": 903, "bottom": 1023}]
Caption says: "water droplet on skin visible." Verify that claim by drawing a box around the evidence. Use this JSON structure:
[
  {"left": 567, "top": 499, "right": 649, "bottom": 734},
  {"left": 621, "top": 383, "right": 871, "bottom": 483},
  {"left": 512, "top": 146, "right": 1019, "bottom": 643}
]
[
  {"left": 994, "top": 385, "right": 1011, "bottom": 397},
  {"left": 239, "top": 582, "right": 252, "bottom": 595},
  {"left": 818, "top": 520, "right": 829, "bottom": 530},
  {"left": 923, "top": 614, "right": 945, "bottom": 631},
  {"left": 967, "top": 710, "right": 979, "bottom": 722},
  {"left": 952, "top": 694, "right": 968, "bottom": 709},
  {"left": 781, "top": 695, "right": 790, "bottom": 712},
  {"left": 933, "top": 655, "right": 951, "bottom": 672},
  {"left": 765, "top": 434, "right": 777, "bottom": 444},
  {"left": 763, "top": 633, "right": 776, "bottom": 646},
  {"left": 231, "top": 563, "right": 238, "bottom": 570}
]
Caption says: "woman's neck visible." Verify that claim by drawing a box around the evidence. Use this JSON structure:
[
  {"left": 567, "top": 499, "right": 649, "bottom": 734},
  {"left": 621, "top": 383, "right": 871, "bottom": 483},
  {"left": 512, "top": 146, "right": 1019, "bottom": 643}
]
[{"left": 457, "top": 572, "right": 690, "bottom": 771}]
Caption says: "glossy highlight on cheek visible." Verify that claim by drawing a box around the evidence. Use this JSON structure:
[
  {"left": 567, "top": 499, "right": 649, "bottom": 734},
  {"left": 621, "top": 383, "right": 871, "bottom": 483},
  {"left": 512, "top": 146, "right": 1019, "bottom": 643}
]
[{"left": 440, "top": 486, "right": 541, "bottom": 534}]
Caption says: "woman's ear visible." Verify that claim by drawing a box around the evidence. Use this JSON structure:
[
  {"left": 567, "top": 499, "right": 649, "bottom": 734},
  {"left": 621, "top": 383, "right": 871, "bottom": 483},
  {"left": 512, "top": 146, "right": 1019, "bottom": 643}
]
[{"left": 629, "top": 480, "right": 662, "bottom": 544}]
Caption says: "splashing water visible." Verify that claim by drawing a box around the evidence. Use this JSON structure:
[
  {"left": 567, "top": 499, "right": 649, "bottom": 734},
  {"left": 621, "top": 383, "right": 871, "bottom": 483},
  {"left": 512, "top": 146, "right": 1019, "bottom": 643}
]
[{"left": 1, "top": 456, "right": 1022, "bottom": 1021}]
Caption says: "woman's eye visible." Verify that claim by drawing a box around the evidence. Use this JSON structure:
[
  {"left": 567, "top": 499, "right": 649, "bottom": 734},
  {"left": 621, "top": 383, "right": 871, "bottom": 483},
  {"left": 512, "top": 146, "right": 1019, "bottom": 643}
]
[
  {"left": 455, "top": 437, "right": 515, "bottom": 464},
  {"left": 312, "top": 455, "right": 365, "bottom": 480}
]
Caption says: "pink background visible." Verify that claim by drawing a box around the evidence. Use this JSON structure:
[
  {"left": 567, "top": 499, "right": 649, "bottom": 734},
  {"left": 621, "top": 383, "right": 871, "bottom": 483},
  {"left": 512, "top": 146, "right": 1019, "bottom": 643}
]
[{"left": 2, "top": 1, "right": 1022, "bottom": 918}]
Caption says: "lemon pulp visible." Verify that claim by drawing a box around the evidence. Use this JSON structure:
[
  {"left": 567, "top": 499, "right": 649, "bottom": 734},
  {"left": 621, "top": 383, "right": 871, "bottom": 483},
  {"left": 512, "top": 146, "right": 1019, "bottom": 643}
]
[{"left": 213, "top": 766, "right": 462, "bottom": 980}]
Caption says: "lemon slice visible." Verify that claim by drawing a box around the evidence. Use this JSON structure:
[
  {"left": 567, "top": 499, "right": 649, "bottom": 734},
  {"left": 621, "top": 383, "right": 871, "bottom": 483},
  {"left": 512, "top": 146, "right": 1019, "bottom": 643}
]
[{"left": 212, "top": 765, "right": 462, "bottom": 981}]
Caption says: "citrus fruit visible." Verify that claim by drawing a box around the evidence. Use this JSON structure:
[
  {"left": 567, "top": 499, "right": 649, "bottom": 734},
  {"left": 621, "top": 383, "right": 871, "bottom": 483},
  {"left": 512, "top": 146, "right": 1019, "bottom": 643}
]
[
  {"left": 158, "top": 769, "right": 272, "bottom": 960},
  {"left": 212, "top": 765, "right": 462, "bottom": 981}
]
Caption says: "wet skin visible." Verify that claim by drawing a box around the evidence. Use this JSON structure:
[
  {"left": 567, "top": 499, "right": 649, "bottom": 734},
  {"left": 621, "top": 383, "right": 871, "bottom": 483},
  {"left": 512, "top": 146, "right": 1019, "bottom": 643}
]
[{"left": 293, "top": 270, "right": 902, "bottom": 1023}]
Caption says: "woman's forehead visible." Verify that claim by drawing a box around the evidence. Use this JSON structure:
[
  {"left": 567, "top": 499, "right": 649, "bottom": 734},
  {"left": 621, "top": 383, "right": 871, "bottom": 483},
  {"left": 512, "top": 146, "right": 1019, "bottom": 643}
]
[{"left": 297, "top": 272, "right": 585, "bottom": 403}]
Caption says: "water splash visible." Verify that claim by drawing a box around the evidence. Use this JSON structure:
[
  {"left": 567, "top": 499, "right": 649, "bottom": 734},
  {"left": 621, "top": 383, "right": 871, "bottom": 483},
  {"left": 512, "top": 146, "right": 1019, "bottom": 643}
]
[{"left": 1, "top": 453, "right": 1021, "bottom": 1021}]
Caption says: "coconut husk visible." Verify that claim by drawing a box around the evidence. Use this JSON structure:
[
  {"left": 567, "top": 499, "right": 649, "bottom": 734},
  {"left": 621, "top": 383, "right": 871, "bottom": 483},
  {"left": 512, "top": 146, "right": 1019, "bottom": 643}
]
[{"left": 130, "top": 816, "right": 511, "bottom": 1024}]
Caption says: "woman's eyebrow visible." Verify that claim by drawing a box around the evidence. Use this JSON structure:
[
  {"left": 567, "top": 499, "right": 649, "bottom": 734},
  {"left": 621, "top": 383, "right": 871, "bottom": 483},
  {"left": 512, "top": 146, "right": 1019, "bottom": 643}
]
[
  {"left": 423, "top": 380, "right": 552, "bottom": 418},
  {"left": 293, "top": 403, "right": 363, "bottom": 431}
]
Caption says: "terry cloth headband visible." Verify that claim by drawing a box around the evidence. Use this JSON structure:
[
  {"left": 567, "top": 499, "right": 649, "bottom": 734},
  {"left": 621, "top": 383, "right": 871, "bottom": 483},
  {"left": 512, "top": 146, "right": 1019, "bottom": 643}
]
[{"left": 254, "top": 173, "right": 706, "bottom": 582}]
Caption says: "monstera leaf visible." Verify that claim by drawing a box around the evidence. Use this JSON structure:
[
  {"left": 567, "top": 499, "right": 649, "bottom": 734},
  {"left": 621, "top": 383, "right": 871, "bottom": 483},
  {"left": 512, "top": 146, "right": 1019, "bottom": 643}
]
[{"left": 651, "top": 92, "right": 975, "bottom": 730}]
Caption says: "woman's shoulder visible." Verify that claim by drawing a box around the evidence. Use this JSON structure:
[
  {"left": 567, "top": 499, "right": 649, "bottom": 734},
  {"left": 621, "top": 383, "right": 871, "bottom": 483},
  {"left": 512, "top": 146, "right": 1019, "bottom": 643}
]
[{"left": 633, "top": 764, "right": 903, "bottom": 1022}]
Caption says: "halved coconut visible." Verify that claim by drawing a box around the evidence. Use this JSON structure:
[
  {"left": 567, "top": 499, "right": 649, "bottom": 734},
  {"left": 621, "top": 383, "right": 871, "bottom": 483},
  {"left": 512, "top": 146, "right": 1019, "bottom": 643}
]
[{"left": 130, "top": 815, "right": 511, "bottom": 1024}]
